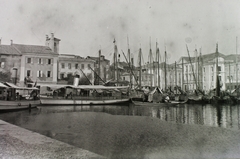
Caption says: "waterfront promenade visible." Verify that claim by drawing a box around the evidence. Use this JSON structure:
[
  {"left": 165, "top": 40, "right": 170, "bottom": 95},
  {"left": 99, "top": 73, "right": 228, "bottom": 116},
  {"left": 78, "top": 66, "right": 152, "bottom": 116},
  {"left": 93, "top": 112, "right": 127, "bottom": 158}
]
[{"left": 0, "top": 119, "right": 104, "bottom": 159}]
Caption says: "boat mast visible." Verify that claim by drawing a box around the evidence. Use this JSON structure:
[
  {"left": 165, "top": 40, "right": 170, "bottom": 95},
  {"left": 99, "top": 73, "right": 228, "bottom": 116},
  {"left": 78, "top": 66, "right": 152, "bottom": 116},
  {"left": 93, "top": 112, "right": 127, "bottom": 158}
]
[
  {"left": 186, "top": 45, "right": 198, "bottom": 90},
  {"left": 236, "top": 37, "right": 238, "bottom": 87},
  {"left": 149, "top": 37, "right": 153, "bottom": 88},
  {"left": 156, "top": 41, "right": 160, "bottom": 88},
  {"left": 88, "top": 66, "right": 106, "bottom": 85},
  {"left": 113, "top": 39, "right": 118, "bottom": 86},
  {"left": 182, "top": 57, "right": 184, "bottom": 90},
  {"left": 175, "top": 61, "right": 177, "bottom": 87},
  {"left": 138, "top": 48, "right": 142, "bottom": 88},
  {"left": 121, "top": 50, "right": 138, "bottom": 87},
  {"left": 216, "top": 43, "right": 220, "bottom": 97},
  {"left": 98, "top": 49, "right": 101, "bottom": 85},
  {"left": 164, "top": 47, "right": 167, "bottom": 91},
  {"left": 127, "top": 36, "right": 132, "bottom": 88}
]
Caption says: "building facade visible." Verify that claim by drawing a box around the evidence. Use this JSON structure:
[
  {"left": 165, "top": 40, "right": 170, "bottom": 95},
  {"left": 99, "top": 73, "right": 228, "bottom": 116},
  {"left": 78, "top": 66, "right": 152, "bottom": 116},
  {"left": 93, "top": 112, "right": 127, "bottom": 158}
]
[{"left": 58, "top": 54, "right": 95, "bottom": 85}]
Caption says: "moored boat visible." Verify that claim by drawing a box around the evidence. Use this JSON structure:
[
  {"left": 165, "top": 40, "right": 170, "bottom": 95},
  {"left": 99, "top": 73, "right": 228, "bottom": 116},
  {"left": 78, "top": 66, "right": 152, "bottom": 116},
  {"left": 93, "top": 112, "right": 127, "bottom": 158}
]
[
  {"left": 132, "top": 100, "right": 187, "bottom": 107},
  {"left": 0, "top": 82, "right": 40, "bottom": 112},
  {"left": 39, "top": 84, "right": 130, "bottom": 105}
]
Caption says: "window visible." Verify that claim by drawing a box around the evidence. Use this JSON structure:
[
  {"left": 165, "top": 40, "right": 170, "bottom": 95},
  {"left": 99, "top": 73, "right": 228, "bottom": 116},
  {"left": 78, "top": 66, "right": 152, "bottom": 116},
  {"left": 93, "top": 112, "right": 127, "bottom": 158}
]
[
  {"left": 37, "top": 70, "right": 43, "bottom": 77},
  {"left": 212, "top": 76, "right": 214, "bottom": 81},
  {"left": 219, "top": 76, "right": 221, "bottom": 81},
  {"left": 47, "top": 59, "right": 52, "bottom": 64},
  {"left": 81, "top": 64, "right": 84, "bottom": 69},
  {"left": 61, "top": 63, "right": 65, "bottom": 69},
  {"left": 47, "top": 71, "right": 51, "bottom": 77},
  {"left": 27, "top": 70, "right": 31, "bottom": 77},
  {"left": 203, "top": 67, "right": 205, "bottom": 72},
  {"left": 27, "top": 58, "right": 32, "bottom": 63},
  {"left": 68, "top": 63, "right": 71, "bottom": 69},
  {"left": 211, "top": 67, "right": 213, "bottom": 72},
  {"left": 204, "top": 76, "right": 206, "bottom": 81},
  {"left": 75, "top": 64, "right": 78, "bottom": 69},
  {"left": 60, "top": 73, "right": 64, "bottom": 79},
  {"left": 218, "top": 66, "right": 221, "bottom": 71},
  {"left": 88, "top": 64, "right": 91, "bottom": 69},
  {"left": 186, "top": 66, "right": 188, "bottom": 72},
  {"left": 38, "top": 58, "right": 43, "bottom": 64}
]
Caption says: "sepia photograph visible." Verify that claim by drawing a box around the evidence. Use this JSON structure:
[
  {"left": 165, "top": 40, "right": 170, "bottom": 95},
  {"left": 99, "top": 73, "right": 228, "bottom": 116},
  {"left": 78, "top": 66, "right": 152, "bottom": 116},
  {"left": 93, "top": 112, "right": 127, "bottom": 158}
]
[{"left": 1, "top": 0, "right": 240, "bottom": 158}]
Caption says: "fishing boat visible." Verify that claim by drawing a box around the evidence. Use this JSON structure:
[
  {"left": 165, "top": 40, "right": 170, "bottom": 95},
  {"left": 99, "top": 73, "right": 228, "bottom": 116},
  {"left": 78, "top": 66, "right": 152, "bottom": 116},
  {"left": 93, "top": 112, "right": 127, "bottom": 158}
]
[
  {"left": 132, "top": 100, "right": 187, "bottom": 107},
  {"left": 39, "top": 84, "right": 130, "bottom": 105},
  {"left": 0, "top": 82, "right": 40, "bottom": 112}
]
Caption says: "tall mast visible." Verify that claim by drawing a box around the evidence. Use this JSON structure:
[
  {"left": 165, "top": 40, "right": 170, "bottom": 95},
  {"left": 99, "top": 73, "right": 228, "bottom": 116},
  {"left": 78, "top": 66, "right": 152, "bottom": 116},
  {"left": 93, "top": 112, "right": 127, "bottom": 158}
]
[
  {"left": 156, "top": 41, "right": 160, "bottom": 87},
  {"left": 164, "top": 47, "right": 167, "bottom": 91},
  {"left": 138, "top": 48, "right": 142, "bottom": 88},
  {"left": 216, "top": 43, "right": 220, "bottom": 97},
  {"left": 149, "top": 37, "right": 153, "bottom": 87},
  {"left": 175, "top": 61, "right": 177, "bottom": 87},
  {"left": 182, "top": 57, "right": 184, "bottom": 90},
  {"left": 113, "top": 39, "right": 118, "bottom": 85},
  {"left": 127, "top": 36, "right": 132, "bottom": 88},
  {"left": 98, "top": 49, "right": 101, "bottom": 85},
  {"left": 186, "top": 45, "right": 198, "bottom": 90},
  {"left": 236, "top": 37, "right": 238, "bottom": 87}
]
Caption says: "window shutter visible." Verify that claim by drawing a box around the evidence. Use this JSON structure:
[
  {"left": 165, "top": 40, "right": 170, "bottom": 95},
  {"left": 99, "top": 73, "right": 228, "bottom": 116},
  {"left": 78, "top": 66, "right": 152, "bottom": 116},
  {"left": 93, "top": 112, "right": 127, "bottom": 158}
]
[
  {"left": 37, "top": 71, "right": 39, "bottom": 77},
  {"left": 40, "top": 71, "right": 43, "bottom": 77},
  {"left": 31, "top": 58, "right": 33, "bottom": 64}
]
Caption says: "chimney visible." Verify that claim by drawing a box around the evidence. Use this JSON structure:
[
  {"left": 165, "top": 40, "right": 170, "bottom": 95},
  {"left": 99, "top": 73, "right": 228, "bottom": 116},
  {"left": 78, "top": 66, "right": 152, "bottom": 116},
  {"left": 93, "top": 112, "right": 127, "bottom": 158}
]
[
  {"left": 10, "top": 40, "right": 13, "bottom": 45},
  {"left": 51, "top": 33, "right": 54, "bottom": 39},
  {"left": 46, "top": 35, "right": 49, "bottom": 40}
]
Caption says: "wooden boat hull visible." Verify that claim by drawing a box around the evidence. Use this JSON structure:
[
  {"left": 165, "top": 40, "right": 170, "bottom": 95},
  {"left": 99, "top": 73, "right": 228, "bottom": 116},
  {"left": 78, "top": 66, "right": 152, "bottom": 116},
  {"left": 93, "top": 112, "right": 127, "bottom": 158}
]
[
  {"left": 132, "top": 100, "right": 187, "bottom": 107},
  {"left": 0, "top": 100, "right": 40, "bottom": 112},
  {"left": 40, "top": 98, "right": 130, "bottom": 105}
]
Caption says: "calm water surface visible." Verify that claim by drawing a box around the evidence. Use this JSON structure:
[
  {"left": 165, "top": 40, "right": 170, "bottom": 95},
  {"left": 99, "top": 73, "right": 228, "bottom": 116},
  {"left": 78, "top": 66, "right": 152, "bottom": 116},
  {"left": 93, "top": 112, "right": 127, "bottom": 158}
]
[
  {"left": 1, "top": 103, "right": 240, "bottom": 158},
  {"left": 1, "top": 103, "right": 239, "bottom": 130}
]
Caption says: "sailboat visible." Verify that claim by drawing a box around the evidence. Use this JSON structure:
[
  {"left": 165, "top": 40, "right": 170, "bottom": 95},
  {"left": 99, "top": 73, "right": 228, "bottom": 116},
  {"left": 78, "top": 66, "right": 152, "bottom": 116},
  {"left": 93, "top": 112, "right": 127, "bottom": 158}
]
[{"left": 209, "top": 44, "right": 234, "bottom": 104}]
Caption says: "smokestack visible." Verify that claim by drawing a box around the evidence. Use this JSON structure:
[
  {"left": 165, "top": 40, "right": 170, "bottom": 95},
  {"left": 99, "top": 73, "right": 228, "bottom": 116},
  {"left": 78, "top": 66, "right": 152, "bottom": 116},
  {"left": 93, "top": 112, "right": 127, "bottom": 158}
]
[
  {"left": 51, "top": 33, "right": 54, "bottom": 39},
  {"left": 10, "top": 40, "right": 13, "bottom": 45}
]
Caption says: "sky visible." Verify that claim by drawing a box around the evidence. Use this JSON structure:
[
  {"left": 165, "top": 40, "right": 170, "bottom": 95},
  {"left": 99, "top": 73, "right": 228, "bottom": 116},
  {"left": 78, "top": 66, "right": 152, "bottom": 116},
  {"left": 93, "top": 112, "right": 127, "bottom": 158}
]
[{"left": 1, "top": 0, "right": 240, "bottom": 65}]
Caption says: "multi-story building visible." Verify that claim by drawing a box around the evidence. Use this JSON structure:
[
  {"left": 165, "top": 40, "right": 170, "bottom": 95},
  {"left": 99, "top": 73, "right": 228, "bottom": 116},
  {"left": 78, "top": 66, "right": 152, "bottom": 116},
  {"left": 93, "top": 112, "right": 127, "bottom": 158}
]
[
  {"left": 86, "top": 54, "right": 110, "bottom": 84},
  {"left": 18, "top": 33, "right": 59, "bottom": 86},
  {"left": 201, "top": 52, "right": 225, "bottom": 91},
  {"left": 58, "top": 54, "right": 95, "bottom": 85},
  {"left": 0, "top": 40, "right": 21, "bottom": 83},
  {"left": 0, "top": 34, "right": 59, "bottom": 86},
  {"left": 224, "top": 54, "right": 240, "bottom": 90}
]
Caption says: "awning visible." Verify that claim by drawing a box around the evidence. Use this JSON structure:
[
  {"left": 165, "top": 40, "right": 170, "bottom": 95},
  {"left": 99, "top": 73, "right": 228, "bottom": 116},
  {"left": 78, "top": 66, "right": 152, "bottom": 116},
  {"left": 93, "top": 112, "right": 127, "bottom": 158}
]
[
  {"left": 38, "top": 84, "right": 129, "bottom": 90},
  {"left": 4, "top": 82, "right": 39, "bottom": 90},
  {"left": 0, "top": 82, "right": 8, "bottom": 88}
]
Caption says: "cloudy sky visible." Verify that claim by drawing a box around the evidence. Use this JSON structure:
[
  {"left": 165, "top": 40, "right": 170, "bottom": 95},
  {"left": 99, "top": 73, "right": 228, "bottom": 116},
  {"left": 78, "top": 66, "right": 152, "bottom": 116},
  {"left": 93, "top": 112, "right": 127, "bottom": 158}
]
[{"left": 1, "top": 0, "right": 240, "bottom": 64}]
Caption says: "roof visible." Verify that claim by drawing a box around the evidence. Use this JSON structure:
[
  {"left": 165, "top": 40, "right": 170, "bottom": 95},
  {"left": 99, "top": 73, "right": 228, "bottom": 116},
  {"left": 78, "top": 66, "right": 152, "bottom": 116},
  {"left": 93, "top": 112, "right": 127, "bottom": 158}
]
[
  {"left": 201, "top": 52, "right": 225, "bottom": 62},
  {"left": 3, "top": 82, "right": 39, "bottom": 90},
  {"left": 178, "top": 52, "right": 225, "bottom": 64},
  {"left": 0, "top": 45, "right": 21, "bottom": 55},
  {"left": 12, "top": 44, "right": 56, "bottom": 54},
  {"left": 59, "top": 54, "right": 83, "bottom": 59},
  {"left": 86, "top": 56, "right": 110, "bottom": 62},
  {"left": 38, "top": 83, "right": 129, "bottom": 90},
  {"left": 224, "top": 54, "right": 240, "bottom": 62}
]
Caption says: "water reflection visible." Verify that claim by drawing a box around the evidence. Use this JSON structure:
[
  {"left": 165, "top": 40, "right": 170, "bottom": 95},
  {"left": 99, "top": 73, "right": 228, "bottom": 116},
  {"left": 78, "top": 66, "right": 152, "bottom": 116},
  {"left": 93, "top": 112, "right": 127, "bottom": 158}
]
[{"left": 1, "top": 103, "right": 240, "bottom": 130}]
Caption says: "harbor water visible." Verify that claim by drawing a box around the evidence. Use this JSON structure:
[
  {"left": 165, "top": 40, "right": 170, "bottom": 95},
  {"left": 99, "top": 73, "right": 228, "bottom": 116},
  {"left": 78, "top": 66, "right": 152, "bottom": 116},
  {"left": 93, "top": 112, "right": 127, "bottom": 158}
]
[{"left": 1, "top": 103, "right": 240, "bottom": 158}]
